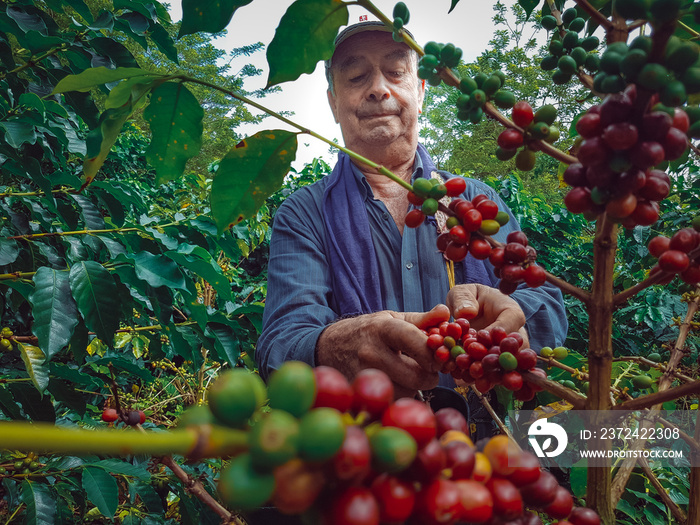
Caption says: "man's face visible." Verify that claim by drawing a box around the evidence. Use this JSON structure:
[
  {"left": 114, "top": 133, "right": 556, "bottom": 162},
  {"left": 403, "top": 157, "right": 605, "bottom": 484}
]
[{"left": 327, "top": 31, "right": 425, "bottom": 156}]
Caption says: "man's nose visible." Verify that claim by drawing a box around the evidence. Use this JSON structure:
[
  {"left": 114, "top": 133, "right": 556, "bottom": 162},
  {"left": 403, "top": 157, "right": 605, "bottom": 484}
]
[{"left": 367, "top": 71, "right": 390, "bottom": 101}]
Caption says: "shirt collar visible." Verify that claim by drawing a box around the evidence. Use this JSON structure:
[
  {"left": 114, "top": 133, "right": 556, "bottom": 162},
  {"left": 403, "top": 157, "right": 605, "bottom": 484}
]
[{"left": 348, "top": 152, "right": 423, "bottom": 200}]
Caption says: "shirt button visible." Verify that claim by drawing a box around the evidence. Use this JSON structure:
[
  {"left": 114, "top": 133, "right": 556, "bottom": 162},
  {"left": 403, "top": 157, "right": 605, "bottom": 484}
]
[
  {"left": 406, "top": 262, "right": 413, "bottom": 269},
  {"left": 383, "top": 212, "right": 390, "bottom": 220}
]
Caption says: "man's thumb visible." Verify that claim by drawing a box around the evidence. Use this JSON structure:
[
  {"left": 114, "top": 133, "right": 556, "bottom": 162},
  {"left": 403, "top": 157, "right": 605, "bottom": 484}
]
[{"left": 399, "top": 304, "right": 450, "bottom": 329}]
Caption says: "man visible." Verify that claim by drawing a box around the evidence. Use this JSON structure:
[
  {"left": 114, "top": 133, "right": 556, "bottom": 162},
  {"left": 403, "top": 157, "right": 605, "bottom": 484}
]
[{"left": 257, "top": 22, "right": 567, "bottom": 406}]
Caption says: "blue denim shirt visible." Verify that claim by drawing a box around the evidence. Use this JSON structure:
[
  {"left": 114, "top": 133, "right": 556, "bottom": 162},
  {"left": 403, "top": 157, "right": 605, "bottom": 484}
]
[{"left": 257, "top": 155, "right": 568, "bottom": 384}]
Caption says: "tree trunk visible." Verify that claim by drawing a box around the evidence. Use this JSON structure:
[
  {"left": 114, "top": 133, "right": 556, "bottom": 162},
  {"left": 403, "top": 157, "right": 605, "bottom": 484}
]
[{"left": 585, "top": 217, "right": 617, "bottom": 524}]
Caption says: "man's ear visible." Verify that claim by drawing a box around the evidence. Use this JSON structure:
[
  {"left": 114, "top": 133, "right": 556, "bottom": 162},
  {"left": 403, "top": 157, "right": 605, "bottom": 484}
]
[
  {"left": 418, "top": 79, "right": 426, "bottom": 114},
  {"left": 327, "top": 89, "right": 340, "bottom": 123}
]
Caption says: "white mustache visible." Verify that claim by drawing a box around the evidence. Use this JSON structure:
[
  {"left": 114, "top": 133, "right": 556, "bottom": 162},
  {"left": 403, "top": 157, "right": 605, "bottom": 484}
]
[{"left": 357, "top": 104, "right": 401, "bottom": 118}]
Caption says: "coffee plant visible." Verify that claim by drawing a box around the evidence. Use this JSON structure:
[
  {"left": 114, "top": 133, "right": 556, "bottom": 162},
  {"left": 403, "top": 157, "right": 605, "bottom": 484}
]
[{"left": 0, "top": 0, "right": 699, "bottom": 524}]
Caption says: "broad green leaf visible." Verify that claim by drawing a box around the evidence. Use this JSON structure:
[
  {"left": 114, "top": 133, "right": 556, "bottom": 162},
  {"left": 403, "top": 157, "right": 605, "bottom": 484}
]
[
  {"left": 178, "top": 0, "right": 253, "bottom": 38},
  {"left": 8, "top": 382, "right": 55, "bottom": 422},
  {"left": 47, "top": 378, "right": 86, "bottom": 416},
  {"left": 114, "top": 0, "right": 158, "bottom": 21},
  {"left": 144, "top": 82, "right": 203, "bottom": 184},
  {"left": 266, "top": 0, "right": 348, "bottom": 87},
  {"left": 518, "top": 0, "right": 541, "bottom": 19},
  {"left": 165, "top": 245, "right": 232, "bottom": 301},
  {"left": 0, "top": 384, "right": 25, "bottom": 419},
  {"left": 69, "top": 261, "right": 120, "bottom": 344},
  {"left": 127, "top": 251, "right": 189, "bottom": 291},
  {"left": 29, "top": 267, "right": 79, "bottom": 362},
  {"left": 7, "top": 5, "right": 48, "bottom": 35},
  {"left": 82, "top": 104, "right": 133, "bottom": 183},
  {"left": 119, "top": 11, "right": 149, "bottom": 34},
  {"left": 51, "top": 67, "right": 160, "bottom": 94},
  {"left": 149, "top": 22, "right": 179, "bottom": 64},
  {"left": 83, "top": 458, "right": 151, "bottom": 480},
  {"left": 82, "top": 466, "right": 119, "bottom": 517},
  {"left": 18, "top": 342, "right": 49, "bottom": 394},
  {"left": 211, "top": 130, "right": 298, "bottom": 233},
  {"left": 90, "top": 37, "right": 139, "bottom": 68},
  {"left": 0, "top": 118, "right": 37, "bottom": 148},
  {"left": 0, "top": 238, "right": 19, "bottom": 265},
  {"left": 21, "top": 480, "right": 55, "bottom": 525},
  {"left": 106, "top": 77, "right": 158, "bottom": 111},
  {"left": 206, "top": 321, "right": 239, "bottom": 366}
]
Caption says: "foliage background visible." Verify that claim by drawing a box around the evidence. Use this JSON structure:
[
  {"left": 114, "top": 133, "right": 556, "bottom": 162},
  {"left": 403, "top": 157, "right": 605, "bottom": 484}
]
[{"left": 0, "top": 0, "right": 697, "bottom": 523}]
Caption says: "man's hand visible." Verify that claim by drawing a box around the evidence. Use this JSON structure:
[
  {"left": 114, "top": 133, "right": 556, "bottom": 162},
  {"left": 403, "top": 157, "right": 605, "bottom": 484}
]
[
  {"left": 316, "top": 305, "right": 450, "bottom": 399},
  {"left": 446, "top": 284, "right": 529, "bottom": 348}
]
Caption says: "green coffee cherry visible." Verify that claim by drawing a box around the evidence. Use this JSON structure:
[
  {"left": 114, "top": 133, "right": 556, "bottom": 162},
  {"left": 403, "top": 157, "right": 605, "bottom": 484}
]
[{"left": 540, "top": 14, "right": 558, "bottom": 30}]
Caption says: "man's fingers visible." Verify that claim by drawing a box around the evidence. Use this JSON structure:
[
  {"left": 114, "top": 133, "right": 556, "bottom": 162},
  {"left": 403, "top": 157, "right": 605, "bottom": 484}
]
[
  {"left": 446, "top": 285, "right": 479, "bottom": 320},
  {"left": 395, "top": 304, "right": 450, "bottom": 329}
]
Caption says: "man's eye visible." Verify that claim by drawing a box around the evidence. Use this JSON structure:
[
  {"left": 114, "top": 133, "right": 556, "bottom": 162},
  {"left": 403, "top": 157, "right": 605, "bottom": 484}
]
[{"left": 349, "top": 75, "right": 365, "bottom": 83}]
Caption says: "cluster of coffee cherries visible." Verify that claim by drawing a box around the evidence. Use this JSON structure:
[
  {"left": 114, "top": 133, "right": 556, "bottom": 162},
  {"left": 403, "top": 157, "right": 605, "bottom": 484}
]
[
  {"left": 423, "top": 317, "right": 545, "bottom": 401},
  {"left": 491, "top": 231, "right": 547, "bottom": 294},
  {"left": 647, "top": 220, "right": 700, "bottom": 285},
  {"left": 196, "top": 363, "right": 599, "bottom": 525},
  {"left": 0, "top": 326, "right": 13, "bottom": 352},
  {"left": 496, "top": 102, "right": 560, "bottom": 171},
  {"left": 540, "top": 8, "right": 601, "bottom": 85},
  {"left": 563, "top": 84, "right": 684, "bottom": 226},
  {"left": 101, "top": 405, "right": 146, "bottom": 426},
  {"left": 390, "top": 2, "right": 410, "bottom": 40}
]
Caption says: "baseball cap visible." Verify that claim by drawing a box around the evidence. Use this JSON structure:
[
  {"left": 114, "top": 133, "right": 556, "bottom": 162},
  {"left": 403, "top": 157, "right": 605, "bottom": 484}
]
[{"left": 325, "top": 21, "right": 416, "bottom": 81}]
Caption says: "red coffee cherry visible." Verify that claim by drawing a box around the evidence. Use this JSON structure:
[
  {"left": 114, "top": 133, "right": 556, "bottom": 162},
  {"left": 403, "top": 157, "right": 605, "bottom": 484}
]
[
  {"left": 444, "top": 177, "right": 467, "bottom": 197},
  {"left": 497, "top": 129, "right": 525, "bottom": 150},
  {"left": 101, "top": 408, "right": 119, "bottom": 423},
  {"left": 648, "top": 235, "right": 671, "bottom": 258},
  {"left": 351, "top": 369, "right": 394, "bottom": 419},
  {"left": 370, "top": 473, "right": 415, "bottom": 523},
  {"left": 313, "top": 366, "right": 353, "bottom": 413},
  {"left": 658, "top": 250, "right": 690, "bottom": 273},
  {"left": 381, "top": 398, "right": 437, "bottom": 449},
  {"left": 512, "top": 101, "right": 534, "bottom": 128}
]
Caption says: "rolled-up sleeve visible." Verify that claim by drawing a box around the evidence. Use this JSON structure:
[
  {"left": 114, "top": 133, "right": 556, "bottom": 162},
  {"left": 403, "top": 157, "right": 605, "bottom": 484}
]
[{"left": 256, "top": 186, "right": 337, "bottom": 380}]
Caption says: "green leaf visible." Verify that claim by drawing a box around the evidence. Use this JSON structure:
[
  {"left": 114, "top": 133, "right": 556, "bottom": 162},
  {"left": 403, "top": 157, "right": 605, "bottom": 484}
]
[
  {"left": 47, "top": 378, "right": 86, "bottom": 416},
  {"left": 0, "top": 237, "right": 19, "bottom": 265},
  {"left": 51, "top": 67, "right": 159, "bottom": 94},
  {"left": 8, "top": 382, "right": 55, "bottom": 422},
  {"left": 126, "top": 251, "right": 189, "bottom": 291},
  {"left": 144, "top": 82, "right": 203, "bottom": 184},
  {"left": 206, "top": 321, "right": 239, "bottom": 366},
  {"left": 518, "top": 0, "right": 542, "bottom": 19},
  {"left": 0, "top": 384, "right": 25, "bottom": 419},
  {"left": 30, "top": 267, "right": 79, "bottom": 362},
  {"left": 82, "top": 105, "right": 133, "bottom": 183},
  {"left": 266, "top": 0, "right": 348, "bottom": 87},
  {"left": 69, "top": 261, "right": 120, "bottom": 344},
  {"left": 21, "top": 480, "right": 55, "bottom": 525},
  {"left": 17, "top": 342, "right": 49, "bottom": 394},
  {"left": 0, "top": 118, "right": 37, "bottom": 148},
  {"left": 210, "top": 130, "right": 298, "bottom": 233},
  {"left": 83, "top": 458, "right": 151, "bottom": 480},
  {"left": 166, "top": 245, "right": 232, "bottom": 301},
  {"left": 178, "top": 0, "right": 253, "bottom": 38},
  {"left": 149, "top": 22, "right": 179, "bottom": 64},
  {"left": 7, "top": 5, "right": 48, "bottom": 35},
  {"left": 448, "top": 0, "right": 460, "bottom": 13},
  {"left": 82, "top": 467, "right": 119, "bottom": 517}
]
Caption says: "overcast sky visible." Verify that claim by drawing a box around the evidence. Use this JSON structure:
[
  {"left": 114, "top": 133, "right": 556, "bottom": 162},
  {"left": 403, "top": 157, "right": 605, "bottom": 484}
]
[{"left": 167, "top": 0, "right": 518, "bottom": 169}]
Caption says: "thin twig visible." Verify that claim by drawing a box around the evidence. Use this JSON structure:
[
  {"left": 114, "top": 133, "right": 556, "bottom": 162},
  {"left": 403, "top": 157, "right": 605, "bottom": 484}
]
[
  {"left": 638, "top": 457, "right": 687, "bottom": 523},
  {"left": 465, "top": 385, "right": 520, "bottom": 449}
]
